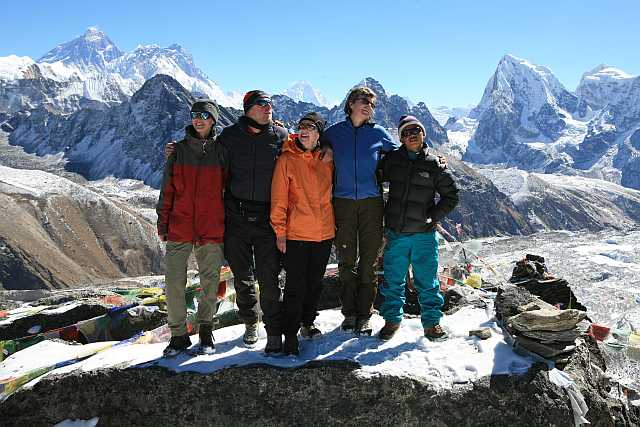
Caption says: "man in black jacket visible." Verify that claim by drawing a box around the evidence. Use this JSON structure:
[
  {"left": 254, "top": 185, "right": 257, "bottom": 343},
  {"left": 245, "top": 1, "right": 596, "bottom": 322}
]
[
  {"left": 376, "top": 115, "right": 459, "bottom": 342},
  {"left": 221, "top": 90, "right": 288, "bottom": 353}
]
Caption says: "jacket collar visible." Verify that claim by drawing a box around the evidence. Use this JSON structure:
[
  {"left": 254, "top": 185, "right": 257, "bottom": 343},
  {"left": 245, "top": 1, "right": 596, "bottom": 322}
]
[
  {"left": 345, "top": 116, "right": 376, "bottom": 129},
  {"left": 184, "top": 125, "right": 216, "bottom": 145},
  {"left": 399, "top": 144, "right": 429, "bottom": 159}
]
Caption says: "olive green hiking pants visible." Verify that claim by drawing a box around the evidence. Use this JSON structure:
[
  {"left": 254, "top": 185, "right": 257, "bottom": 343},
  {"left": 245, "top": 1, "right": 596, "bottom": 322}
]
[
  {"left": 333, "top": 196, "right": 384, "bottom": 319},
  {"left": 165, "top": 241, "right": 224, "bottom": 336}
]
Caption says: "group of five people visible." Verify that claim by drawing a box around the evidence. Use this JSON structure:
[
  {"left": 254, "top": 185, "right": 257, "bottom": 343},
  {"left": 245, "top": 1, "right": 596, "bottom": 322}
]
[{"left": 156, "top": 86, "right": 459, "bottom": 357}]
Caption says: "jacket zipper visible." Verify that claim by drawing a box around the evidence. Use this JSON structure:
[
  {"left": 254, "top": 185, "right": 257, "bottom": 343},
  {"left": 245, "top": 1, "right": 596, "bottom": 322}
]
[
  {"left": 251, "top": 135, "right": 256, "bottom": 201},
  {"left": 354, "top": 127, "right": 358, "bottom": 199},
  {"left": 398, "top": 157, "right": 413, "bottom": 231},
  {"left": 192, "top": 140, "right": 206, "bottom": 244}
]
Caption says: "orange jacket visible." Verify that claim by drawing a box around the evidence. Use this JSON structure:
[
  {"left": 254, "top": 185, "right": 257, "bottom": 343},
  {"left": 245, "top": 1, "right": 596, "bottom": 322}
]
[{"left": 270, "top": 135, "right": 335, "bottom": 242}]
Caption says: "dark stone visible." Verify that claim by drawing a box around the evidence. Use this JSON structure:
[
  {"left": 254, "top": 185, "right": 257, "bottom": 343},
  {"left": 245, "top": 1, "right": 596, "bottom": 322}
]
[
  {"left": 442, "top": 285, "right": 487, "bottom": 315},
  {"left": 0, "top": 302, "right": 108, "bottom": 341}
]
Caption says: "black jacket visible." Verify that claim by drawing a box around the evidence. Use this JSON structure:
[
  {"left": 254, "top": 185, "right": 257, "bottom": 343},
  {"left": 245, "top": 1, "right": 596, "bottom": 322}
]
[
  {"left": 218, "top": 116, "right": 288, "bottom": 205},
  {"left": 378, "top": 146, "right": 459, "bottom": 233}
]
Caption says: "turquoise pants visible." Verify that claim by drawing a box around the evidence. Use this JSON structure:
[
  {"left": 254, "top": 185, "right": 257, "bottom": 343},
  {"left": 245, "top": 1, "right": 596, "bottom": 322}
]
[{"left": 380, "top": 229, "right": 443, "bottom": 328}]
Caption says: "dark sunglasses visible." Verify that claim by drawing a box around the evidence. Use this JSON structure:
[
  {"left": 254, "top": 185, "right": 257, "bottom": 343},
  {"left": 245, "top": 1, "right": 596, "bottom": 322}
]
[
  {"left": 401, "top": 127, "right": 423, "bottom": 138},
  {"left": 297, "top": 123, "right": 317, "bottom": 132},
  {"left": 253, "top": 98, "right": 272, "bottom": 107},
  {"left": 355, "top": 97, "right": 376, "bottom": 108},
  {"left": 190, "top": 111, "right": 212, "bottom": 120}
]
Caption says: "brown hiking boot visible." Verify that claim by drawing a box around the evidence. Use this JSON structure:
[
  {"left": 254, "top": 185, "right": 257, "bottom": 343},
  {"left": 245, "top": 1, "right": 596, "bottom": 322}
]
[
  {"left": 378, "top": 322, "right": 400, "bottom": 341},
  {"left": 424, "top": 324, "right": 448, "bottom": 342}
]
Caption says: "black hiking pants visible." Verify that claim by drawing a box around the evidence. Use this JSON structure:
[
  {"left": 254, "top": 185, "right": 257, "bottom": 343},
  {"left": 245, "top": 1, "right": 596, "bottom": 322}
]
[
  {"left": 224, "top": 201, "right": 283, "bottom": 336},
  {"left": 282, "top": 239, "right": 333, "bottom": 335}
]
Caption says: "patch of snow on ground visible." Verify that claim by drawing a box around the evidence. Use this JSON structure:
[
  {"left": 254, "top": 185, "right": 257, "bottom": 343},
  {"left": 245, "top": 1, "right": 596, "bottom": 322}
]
[{"left": 5, "top": 308, "right": 532, "bottom": 392}]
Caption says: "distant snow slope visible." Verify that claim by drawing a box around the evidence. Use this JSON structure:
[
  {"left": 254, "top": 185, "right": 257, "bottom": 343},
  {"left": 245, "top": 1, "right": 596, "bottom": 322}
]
[{"left": 283, "top": 81, "right": 333, "bottom": 108}]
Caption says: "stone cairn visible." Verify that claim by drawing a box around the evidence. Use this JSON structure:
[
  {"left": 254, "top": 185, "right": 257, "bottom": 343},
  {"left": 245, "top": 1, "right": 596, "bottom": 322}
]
[{"left": 495, "top": 254, "right": 588, "bottom": 367}]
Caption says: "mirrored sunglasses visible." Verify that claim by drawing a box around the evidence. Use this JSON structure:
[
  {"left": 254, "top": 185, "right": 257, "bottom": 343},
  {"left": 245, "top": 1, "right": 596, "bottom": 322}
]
[
  {"left": 190, "top": 111, "right": 211, "bottom": 120},
  {"left": 254, "top": 98, "right": 272, "bottom": 107},
  {"left": 401, "top": 127, "right": 423, "bottom": 138}
]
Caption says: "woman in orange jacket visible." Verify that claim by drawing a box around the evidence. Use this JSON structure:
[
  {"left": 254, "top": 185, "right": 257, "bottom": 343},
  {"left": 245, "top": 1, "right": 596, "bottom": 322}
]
[{"left": 270, "top": 112, "right": 334, "bottom": 355}]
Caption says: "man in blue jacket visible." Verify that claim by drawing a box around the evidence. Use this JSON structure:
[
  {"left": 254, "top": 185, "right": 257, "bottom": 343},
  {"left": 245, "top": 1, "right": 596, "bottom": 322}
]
[{"left": 322, "top": 87, "right": 399, "bottom": 335}]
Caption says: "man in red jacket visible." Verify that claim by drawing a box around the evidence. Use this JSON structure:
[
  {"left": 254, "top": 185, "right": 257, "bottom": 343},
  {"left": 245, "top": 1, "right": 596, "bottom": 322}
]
[{"left": 156, "top": 100, "right": 228, "bottom": 357}]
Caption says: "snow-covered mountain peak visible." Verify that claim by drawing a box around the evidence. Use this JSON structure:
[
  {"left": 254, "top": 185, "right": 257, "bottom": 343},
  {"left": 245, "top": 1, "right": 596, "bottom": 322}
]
[
  {"left": 38, "top": 27, "right": 123, "bottom": 71},
  {"left": 283, "top": 81, "right": 332, "bottom": 107},
  {"left": 83, "top": 27, "right": 107, "bottom": 42},
  {"left": 472, "top": 54, "right": 576, "bottom": 124},
  {"left": 0, "top": 55, "right": 35, "bottom": 80},
  {"left": 583, "top": 64, "right": 634, "bottom": 82},
  {"left": 576, "top": 64, "right": 637, "bottom": 114}
]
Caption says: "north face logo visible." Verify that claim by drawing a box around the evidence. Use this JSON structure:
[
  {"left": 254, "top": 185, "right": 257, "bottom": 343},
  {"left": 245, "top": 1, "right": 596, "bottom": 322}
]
[{"left": 418, "top": 171, "right": 430, "bottom": 179}]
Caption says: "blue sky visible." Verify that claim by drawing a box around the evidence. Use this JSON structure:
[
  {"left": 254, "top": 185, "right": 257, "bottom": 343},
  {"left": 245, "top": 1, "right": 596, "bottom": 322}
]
[{"left": 2, "top": 0, "right": 639, "bottom": 107}]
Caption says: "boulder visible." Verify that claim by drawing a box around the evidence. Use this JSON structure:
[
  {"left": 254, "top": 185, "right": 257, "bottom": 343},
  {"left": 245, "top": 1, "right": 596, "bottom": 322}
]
[{"left": 508, "top": 309, "right": 587, "bottom": 332}]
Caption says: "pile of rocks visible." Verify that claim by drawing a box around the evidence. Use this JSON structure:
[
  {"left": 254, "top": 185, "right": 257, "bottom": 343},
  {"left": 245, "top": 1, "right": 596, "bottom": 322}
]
[
  {"left": 496, "top": 284, "right": 587, "bottom": 366},
  {"left": 510, "top": 254, "right": 587, "bottom": 311}
]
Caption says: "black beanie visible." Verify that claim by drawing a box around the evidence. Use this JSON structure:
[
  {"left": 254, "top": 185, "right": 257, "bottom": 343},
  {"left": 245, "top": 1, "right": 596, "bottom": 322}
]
[
  {"left": 243, "top": 90, "right": 271, "bottom": 113},
  {"left": 298, "top": 112, "right": 327, "bottom": 135},
  {"left": 191, "top": 100, "right": 219, "bottom": 124}
]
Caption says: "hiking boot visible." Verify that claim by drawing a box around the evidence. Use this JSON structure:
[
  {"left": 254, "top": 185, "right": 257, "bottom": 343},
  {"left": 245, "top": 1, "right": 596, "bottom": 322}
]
[
  {"left": 163, "top": 334, "right": 191, "bottom": 357},
  {"left": 355, "top": 317, "right": 373, "bottom": 336},
  {"left": 283, "top": 334, "right": 299, "bottom": 356},
  {"left": 243, "top": 323, "right": 259, "bottom": 347},
  {"left": 341, "top": 316, "right": 357, "bottom": 332},
  {"left": 196, "top": 324, "right": 215, "bottom": 355},
  {"left": 378, "top": 322, "right": 400, "bottom": 341},
  {"left": 264, "top": 335, "right": 283, "bottom": 354},
  {"left": 300, "top": 323, "right": 322, "bottom": 339},
  {"left": 424, "top": 324, "right": 448, "bottom": 342}
]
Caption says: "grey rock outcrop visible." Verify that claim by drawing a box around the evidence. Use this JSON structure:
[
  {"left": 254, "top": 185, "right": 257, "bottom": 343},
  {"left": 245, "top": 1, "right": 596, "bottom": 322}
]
[{"left": 1, "top": 343, "right": 637, "bottom": 426}]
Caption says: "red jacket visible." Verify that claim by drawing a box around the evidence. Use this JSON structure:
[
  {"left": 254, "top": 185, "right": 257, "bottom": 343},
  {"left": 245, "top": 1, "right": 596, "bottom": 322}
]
[{"left": 156, "top": 126, "right": 228, "bottom": 244}]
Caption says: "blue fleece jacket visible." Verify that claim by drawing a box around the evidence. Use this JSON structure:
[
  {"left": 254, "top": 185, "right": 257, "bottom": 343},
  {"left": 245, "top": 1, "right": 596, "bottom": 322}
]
[{"left": 323, "top": 119, "right": 398, "bottom": 200}]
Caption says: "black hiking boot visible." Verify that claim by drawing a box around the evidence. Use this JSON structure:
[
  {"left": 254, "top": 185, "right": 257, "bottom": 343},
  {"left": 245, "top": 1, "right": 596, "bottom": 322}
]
[
  {"left": 264, "top": 335, "right": 283, "bottom": 354},
  {"left": 355, "top": 317, "right": 373, "bottom": 336},
  {"left": 163, "top": 334, "right": 191, "bottom": 357},
  {"left": 192, "top": 324, "right": 215, "bottom": 355},
  {"left": 300, "top": 323, "right": 322, "bottom": 339},
  {"left": 283, "top": 334, "right": 299, "bottom": 356},
  {"left": 341, "top": 316, "right": 357, "bottom": 332}
]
